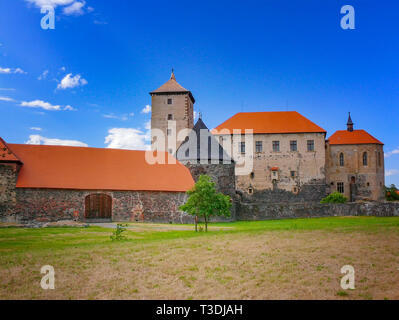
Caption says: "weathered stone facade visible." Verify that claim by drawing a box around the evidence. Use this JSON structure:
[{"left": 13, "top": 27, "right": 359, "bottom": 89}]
[
  {"left": 214, "top": 132, "right": 327, "bottom": 196},
  {"left": 326, "top": 143, "right": 385, "bottom": 201},
  {"left": 0, "top": 164, "right": 19, "bottom": 217},
  {"left": 1, "top": 188, "right": 192, "bottom": 224}
]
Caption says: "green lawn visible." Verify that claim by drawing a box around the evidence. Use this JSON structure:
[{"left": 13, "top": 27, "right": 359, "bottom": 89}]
[{"left": 1, "top": 217, "right": 399, "bottom": 300}]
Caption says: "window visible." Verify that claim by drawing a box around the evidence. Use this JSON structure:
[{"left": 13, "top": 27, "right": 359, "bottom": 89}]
[
  {"left": 337, "top": 182, "right": 344, "bottom": 194},
  {"left": 250, "top": 172, "right": 254, "bottom": 179},
  {"left": 185, "top": 149, "right": 189, "bottom": 157},
  {"left": 363, "top": 152, "right": 368, "bottom": 166},
  {"left": 255, "top": 141, "right": 263, "bottom": 153},
  {"left": 290, "top": 171, "right": 296, "bottom": 178},
  {"left": 167, "top": 114, "right": 173, "bottom": 120},
  {"left": 272, "top": 141, "right": 280, "bottom": 152},
  {"left": 240, "top": 142, "right": 245, "bottom": 154},
  {"left": 168, "top": 148, "right": 173, "bottom": 154},
  {"left": 307, "top": 140, "right": 314, "bottom": 152},
  {"left": 167, "top": 129, "right": 172, "bottom": 136},
  {"left": 290, "top": 140, "right": 297, "bottom": 152},
  {"left": 339, "top": 153, "right": 344, "bottom": 166},
  {"left": 378, "top": 152, "right": 382, "bottom": 167},
  {"left": 167, "top": 98, "right": 173, "bottom": 105},
  {"left": 248, "top": 188, "right": 253, "bottom": 194}
]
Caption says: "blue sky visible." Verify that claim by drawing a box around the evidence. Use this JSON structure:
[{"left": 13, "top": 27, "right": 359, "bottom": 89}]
[{"left": 0, "top": 0, "right": 398, "bottom": 185}]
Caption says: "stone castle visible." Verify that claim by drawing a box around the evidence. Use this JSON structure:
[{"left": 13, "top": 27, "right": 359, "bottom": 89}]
[{"left": 0, "top": 72, "right": 389, "bottom": 224}]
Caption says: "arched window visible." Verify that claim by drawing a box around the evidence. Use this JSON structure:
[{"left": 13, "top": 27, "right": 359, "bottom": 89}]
[
  {"left": 339, "top": 153, "right": 344, "bottom": 166},
  {"left": 363, "top": 152, "right": 368, "bottom": 166}
]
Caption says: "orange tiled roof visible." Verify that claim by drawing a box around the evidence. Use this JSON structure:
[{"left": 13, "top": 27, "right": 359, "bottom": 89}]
[
  {"left": 212, "top": 111, "right": 326, "bottom": 134},
  {"left": 9, "top": 144, "right": 194, "bottom": 192},
  {"left": 328, "top": 130, "right": 383, "bottom": 145},
  {"left": 0, "top": 137, "right": 21, "bottom": 163},
  {"left": 270, "top": 167, "right": 279, "bottom": 171}
]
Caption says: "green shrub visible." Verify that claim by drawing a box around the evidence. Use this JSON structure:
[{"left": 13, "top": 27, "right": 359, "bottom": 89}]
[
  {"left": 110, "top": 223, "right": 128, "bottom": 241},
  {"left": 385, "top": 185, "right": 399, "bottom": 201},
  {"left": 320, "top": 192, "right": 348, "bottom": 204}
]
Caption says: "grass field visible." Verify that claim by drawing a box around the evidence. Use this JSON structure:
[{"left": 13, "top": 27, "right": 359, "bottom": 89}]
[{"left": 1, "top": 217, "right": 399, "bottom": 300}]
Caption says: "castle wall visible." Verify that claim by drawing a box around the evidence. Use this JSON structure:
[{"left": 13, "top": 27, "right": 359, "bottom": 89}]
[
  {"left": 214, "top": 132, "right": 327, "bottom": 196},
  {"left": 326, "top": 143, "right": 385, "bottom": 201},
  {"left": 1, "top": 188, "right": 192, "bottom": 224}
]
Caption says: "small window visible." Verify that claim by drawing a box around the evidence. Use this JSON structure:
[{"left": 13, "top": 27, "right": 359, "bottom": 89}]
[
  {"left": 272, "top": 141, "right": 280, "bottom": 152},
  {"left": 307, "top": 140, "right": 314, "bottom": 152},
  {"left": 255, "top": 141, "right": 263, "bottom": 153},
  {"left": 167, "top": 98, "right": 173, "bottom": 105},
  {"left": 167, "top": 129, "right": 172, "bottom": 136},
  {"left": 339, "top": 153, "right": 344, "bottom": 166},
  {"left": 290, "top": 171, "right": 296, "bottom": 178},
  {"left": 168, "top": 148, "right": 173, "bottom": 154},
  {"left": 240, "top": 142, "right": 245, "bottom": 154},
  {"left": 290, "top": 140, "right": 297, "bottom": 152},
  {"left": 378, "top": 152, "right": 382, "bottom": 167},
  {"left": 248, "top": 188, "right": 253, "bottom": 194},
  {"left": 337, "top": 182, "right": 344, "bottom": 194},
  {"left": 367, "top": 182, "right": 370, "bottom": 187},
  {"left": 185, "top": 149, "right": 189, "bottom": 157},
  {"left": 167, "top": 114, "right": 173, "bottom": 120},
  {"left": 250, "top": 172, "right": 254, "bottom": 179},
  {"left": 363, "top": 152, "right": 368, "bottom": 166}
]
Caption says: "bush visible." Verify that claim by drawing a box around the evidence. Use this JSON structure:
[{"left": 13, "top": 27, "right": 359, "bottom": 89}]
[
  {"left": 385, "top": 185, "right": 399, "bottom": 201},
  {"left": 110, "top": 223, "right": 128, "bottom": 241},
  {"left": 320, "top": 192, "right": 348, "bottom": 204}
]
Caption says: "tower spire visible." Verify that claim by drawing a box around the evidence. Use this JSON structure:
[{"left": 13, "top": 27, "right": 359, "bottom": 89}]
[
  {"left": 347, "top": 112, "right": 354, "bottom": 132},
  {"left": 170, "top": 68, "right": 175, "bottom": 80}
]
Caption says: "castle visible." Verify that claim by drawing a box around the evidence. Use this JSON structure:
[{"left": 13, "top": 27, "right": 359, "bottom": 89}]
[{"left": 0, "top": 72, "right": 386, "bottom": 224}]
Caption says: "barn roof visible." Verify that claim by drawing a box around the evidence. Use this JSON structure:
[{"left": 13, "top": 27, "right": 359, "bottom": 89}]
[
  {"left": 328, "top": 130, "right": 383, "bottom": 145},
  {"left": 0, "top": 137, "right": 21, "bottom": 163},
  {"left": 212, "top": 111, "right": 326, "bottom": 134},
  {"left": 8, "top": 143, "right": 194, "bottom": 192}
]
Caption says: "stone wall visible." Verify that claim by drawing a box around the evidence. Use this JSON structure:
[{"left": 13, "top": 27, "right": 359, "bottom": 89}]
[
  {"left": 1, "top": 188, "right": 192, "bottom": 224},
  {"left": 0, "top": 164, "right": 19, "bottom": 217},
  {"left": 184, "top": 161, "right": 236, "bottom": 220},
  {"left": 237, "top": 200, "right": 399, "bottom": 221}
]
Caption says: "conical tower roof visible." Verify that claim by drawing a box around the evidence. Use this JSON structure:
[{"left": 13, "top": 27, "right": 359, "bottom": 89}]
[{"left": 150, "top": 70, "right": 195, "bottom": 102}]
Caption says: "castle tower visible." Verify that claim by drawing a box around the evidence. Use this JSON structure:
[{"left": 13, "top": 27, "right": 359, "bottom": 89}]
[{"left": 150, "top": 71, "right": 195, "bottom": 152}]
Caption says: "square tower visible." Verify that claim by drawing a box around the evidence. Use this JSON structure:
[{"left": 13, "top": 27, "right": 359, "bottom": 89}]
[{"left": 150, "top": 71, "right": 194, "bottom": 152}]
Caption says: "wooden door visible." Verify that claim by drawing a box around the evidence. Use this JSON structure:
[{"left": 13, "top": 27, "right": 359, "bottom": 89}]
[{"left": 85, "top": 194, "right": 112, "bottom": 219}]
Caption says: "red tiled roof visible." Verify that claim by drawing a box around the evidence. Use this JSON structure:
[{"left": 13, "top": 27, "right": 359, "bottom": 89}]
[
  {"left": 328, "top": 130, "right": 383, "bottom": 145},
  {"left": 212, "top": 111, "right": 326, "bottom": 134},
  {"left": 0, "top": 137, "right": 21, "bottom": 163},
  {"left": 9, "top": 144, "right": 194, "bottom": 192},
  {"left": 150, "top": 72, "right": 195, "bottom": 102},
  {"left": 270, "top": 167, "right": 279, "bottom": 171}
]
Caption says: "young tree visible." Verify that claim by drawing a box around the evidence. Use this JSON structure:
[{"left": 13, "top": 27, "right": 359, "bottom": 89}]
[{"left": 179, "top": 174, "right": 232, "bottom": 232}]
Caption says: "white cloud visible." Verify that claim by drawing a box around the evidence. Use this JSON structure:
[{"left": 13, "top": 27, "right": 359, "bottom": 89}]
[
  {"left": 63, "top": 1, "right": 85, "bottom": 15},
  {"left": 0, "top": 67, "right": 26, "bottom": 74},
  {"left": 26, "top": 0, "right": 75, "bottom": 7},
  {"left": 26, "top": 134, "right": 88, "bottom": 147},
  {"left": 57, "top": 73, "right": 87, "bottom": 90},
  {"left": 103, "top": 112, "right": 134, "bottom": 121},
  {"left": 386, "top": 169, "right": 399, "bottom": 177},
  {"left": 0, "top": 96, "right": 15, "bottom": 102},
  {"left": 0, "top": 88, "right": 16, "bottom": 91},
  {"left": 385, "top": 148, "right": 399, "bottom": 158},
  {"left": 38, "top": 70, "right": 49, "bottom": 80},
  {"left": 141, "top": 104, "right": 151, "bottom": 114},
  {"left": 104, "top": 128, "right": 150, "bottom": 150},
  {"left": 20, "top": 100, "right": 75, "bottom": 111},
  {"left": 30, "top": 127, "right": 42, "bottom": 131},
  {"left": 144, "top": 120, "right": 151, "bottom": 130}
]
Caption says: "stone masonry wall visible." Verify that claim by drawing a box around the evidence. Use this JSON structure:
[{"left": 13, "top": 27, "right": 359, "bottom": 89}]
[
  {"left": 1, "top": 188, "right": 192, "bottom": 224},
  {"left": 0, "top": 164, "right": 18, "bottom": 218},
  {"left": 237, "top": 201, "right": 399, "bottom": 221}
]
